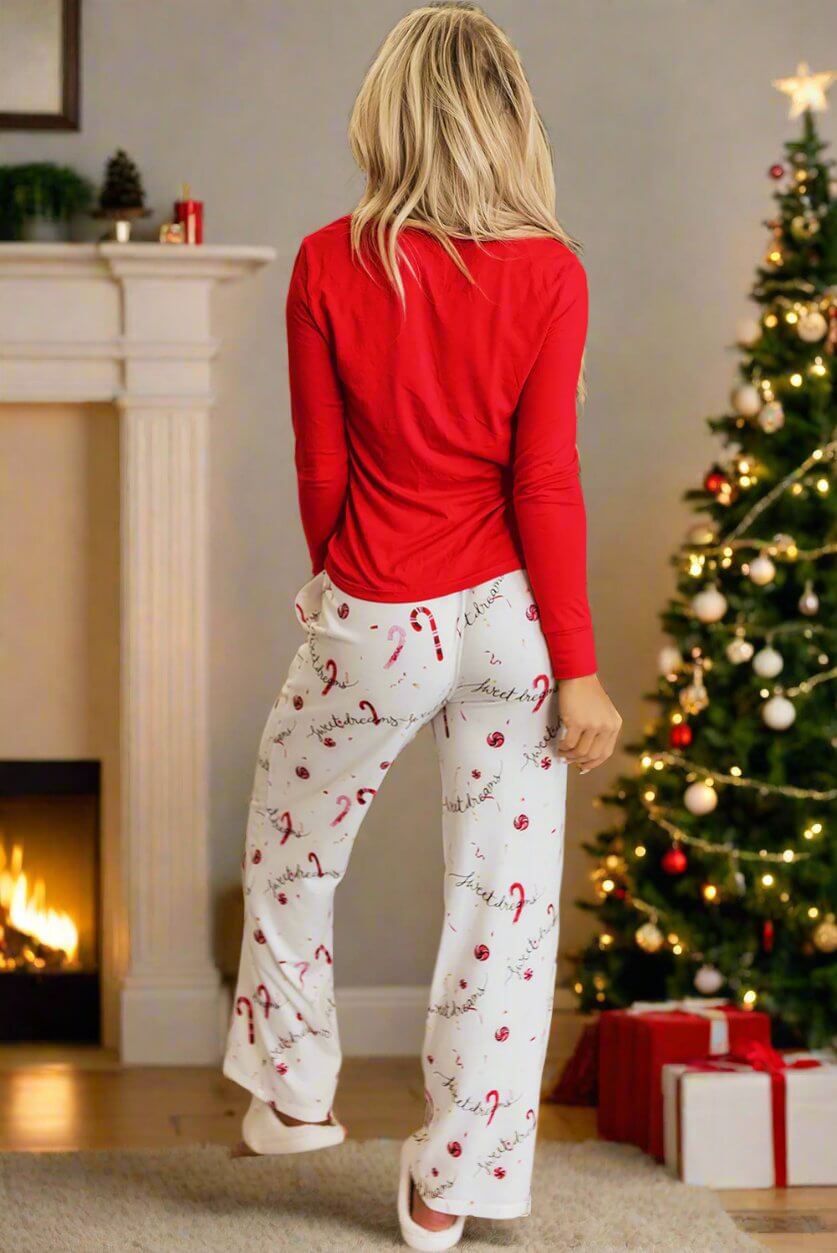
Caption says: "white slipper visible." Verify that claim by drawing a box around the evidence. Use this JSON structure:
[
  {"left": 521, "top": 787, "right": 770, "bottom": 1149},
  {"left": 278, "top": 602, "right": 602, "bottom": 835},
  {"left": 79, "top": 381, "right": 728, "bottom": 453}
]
[
  {"left": 397, "top": 1140, "right": 465, "bottom": 1251},
  {"left": 241, "top": 1095, "right": 346, "bottom": 1155}
]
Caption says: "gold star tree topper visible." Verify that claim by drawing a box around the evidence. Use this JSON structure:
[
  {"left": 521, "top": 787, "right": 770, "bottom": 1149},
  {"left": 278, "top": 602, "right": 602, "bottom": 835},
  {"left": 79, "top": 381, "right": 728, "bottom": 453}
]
[{"left": 773, "top": 62, "right": 836, "bottom": 118}]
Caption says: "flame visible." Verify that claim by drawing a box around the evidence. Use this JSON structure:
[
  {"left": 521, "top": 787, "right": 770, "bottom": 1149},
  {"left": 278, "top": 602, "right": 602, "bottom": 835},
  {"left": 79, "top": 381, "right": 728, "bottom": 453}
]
[{"left": 0, "top": 843, "right": 79, "bottom": 964}]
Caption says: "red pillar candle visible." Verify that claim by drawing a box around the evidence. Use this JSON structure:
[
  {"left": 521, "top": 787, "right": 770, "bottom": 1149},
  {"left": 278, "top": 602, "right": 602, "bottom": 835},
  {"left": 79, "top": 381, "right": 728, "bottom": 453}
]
[{"left": 174, "top": 184, "right": 203, "bottom": 244}]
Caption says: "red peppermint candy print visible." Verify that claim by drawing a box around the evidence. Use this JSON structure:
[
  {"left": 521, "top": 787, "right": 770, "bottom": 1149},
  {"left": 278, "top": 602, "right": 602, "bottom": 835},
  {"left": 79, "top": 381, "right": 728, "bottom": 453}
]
[
  {"left": 495, "top": 1026, "right": 510, "bottom": 1042},
  {"left": 447, "top": 1141, "right": 462, "bottom": 1158},
  {"left": 486, "top": 731, "right": 504, "bottom": 748},
  {"left": 474, "top": 944, "right": 490, "bottom": 961},
  {"left": 540, "top": 756, "right": 552, "bottom": 770},
  {"left": 293, "top": 695, "right": 304, "bottom": 710},
  {"left": 526, "top": 603, "right": 539, "bottom": 621},
  {"left": 252, "top": 849, "right": 262, "bottom": 864},
  {"left": 295, "top": 765, "right": 310, "bottom": 779},
  {"left": 254, "top": 929, "right": 267, "bottom": 945},
  {"left": 275, "top": 1061, "right": 288, "bottom": 1075},
  {"left": 338, "top": 603, "right": 349, "bottom": 619},
  {"left": 513, "top": 814, "right": 529, "bottom": 830},
  {"left": 493, "top": 1166, "right": 506, "bottom": 1179},
  {"left": 323, "top": 737, "right": 337, "bottom": 747}
]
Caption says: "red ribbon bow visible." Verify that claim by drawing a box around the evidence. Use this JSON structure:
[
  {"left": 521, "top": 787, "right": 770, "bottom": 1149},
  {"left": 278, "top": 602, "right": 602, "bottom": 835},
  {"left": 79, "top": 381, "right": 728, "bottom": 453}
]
[{"left": 683, "top": 1043, "right": 821, "bottom": 1186}]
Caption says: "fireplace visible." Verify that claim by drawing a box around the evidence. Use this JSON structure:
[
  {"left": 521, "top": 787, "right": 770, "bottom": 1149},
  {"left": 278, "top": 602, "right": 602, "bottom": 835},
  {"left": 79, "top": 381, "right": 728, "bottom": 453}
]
[{"left": 0, "top": 760, "right": 100, "bottom": 1042}]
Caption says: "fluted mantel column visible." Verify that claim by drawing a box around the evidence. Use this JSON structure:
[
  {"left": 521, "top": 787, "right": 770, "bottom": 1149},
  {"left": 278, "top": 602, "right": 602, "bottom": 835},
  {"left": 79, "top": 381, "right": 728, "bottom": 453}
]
[{"left": 0, "top": 243, "right": 275, "bottom": 1063}]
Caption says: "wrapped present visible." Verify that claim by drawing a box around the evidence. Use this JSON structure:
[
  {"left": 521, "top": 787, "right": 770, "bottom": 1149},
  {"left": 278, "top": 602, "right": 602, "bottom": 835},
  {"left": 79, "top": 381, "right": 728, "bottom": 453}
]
[
  {"left": 597, "top": 999, "right": 771, "bottom": 1160},
  {"left": 663, "top": 1042, "right": 837, "bottom": 1188}
]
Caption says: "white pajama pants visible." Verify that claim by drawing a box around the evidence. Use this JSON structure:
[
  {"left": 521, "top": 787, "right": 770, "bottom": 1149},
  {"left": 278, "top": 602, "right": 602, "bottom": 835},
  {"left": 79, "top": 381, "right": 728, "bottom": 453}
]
[{"left": 223, "top": 566, "right": 568, "bottom": 1219}]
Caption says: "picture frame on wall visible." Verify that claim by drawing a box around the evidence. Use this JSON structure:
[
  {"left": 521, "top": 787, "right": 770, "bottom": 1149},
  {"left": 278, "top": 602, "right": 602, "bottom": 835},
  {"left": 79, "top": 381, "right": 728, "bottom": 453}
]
[{"left": 0, "top": 0, "right": 81, "bottom": 131}]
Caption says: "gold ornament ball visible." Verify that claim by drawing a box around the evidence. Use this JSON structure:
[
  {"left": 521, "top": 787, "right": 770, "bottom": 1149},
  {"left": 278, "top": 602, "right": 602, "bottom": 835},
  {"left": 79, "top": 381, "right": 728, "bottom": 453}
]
[
  {"left": 790, "top": 214, "right": 820, "bottom": 241},
  {"left": 813, "top": 915, "right": 837, "bottom": 953},
  {"left": 635, "top": 921, "right": 665, "bottom": 953},
  {"left": 680, "top": 679, "right": 709, "bottom": 715}
]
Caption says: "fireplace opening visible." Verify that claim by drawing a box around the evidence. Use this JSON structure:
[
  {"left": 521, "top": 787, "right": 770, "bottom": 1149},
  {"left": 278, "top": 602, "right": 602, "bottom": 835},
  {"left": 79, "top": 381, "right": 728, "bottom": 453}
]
[{"left": 0, "top": 761, "right": 100, "bottom": 1042}]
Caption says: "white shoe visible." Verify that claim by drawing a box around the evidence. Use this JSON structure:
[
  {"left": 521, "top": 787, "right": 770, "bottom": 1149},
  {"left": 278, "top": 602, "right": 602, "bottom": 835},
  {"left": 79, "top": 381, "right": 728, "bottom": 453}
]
[
  {"left": 241, "top": 1095, "right": 346, "bottom": 1155},
  {"left": 397, "top": 1140, "right": 465, "bottom": 1251}
]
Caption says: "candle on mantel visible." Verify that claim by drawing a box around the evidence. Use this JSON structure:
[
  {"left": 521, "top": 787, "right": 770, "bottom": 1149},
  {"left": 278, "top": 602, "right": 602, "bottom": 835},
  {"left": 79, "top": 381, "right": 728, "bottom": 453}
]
[{"left": 174, "top": 184, "right": 204, "bottom": 245}]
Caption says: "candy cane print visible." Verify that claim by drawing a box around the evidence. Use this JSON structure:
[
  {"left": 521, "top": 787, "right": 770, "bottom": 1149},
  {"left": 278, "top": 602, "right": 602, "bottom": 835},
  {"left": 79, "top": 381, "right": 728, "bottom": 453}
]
[
  {"left": 356, "top": 787, "right": 377, "bottom": 804},
  {"left": 255, "top": 984, "right": 271, "bottom": 1019},
  {"left": 278, "top": 811, "right": 293, "bottom": 844},
  {"left": 442, "top": 707, "right": 450, "bottom": 738},
  {"left": 384, "top": 624, "right": 406, "bottom": 668},
  {"left": 315, "top": 944, "right": 333, "bottom": 964},
  {"left": 321, "top": 659, "right": 338, "bottom": 696},
  {"left": 297, "top": 961, "right": 309, "bottom": 986},
  {"left": 358, "top": 699, "right": 380, "bottom": 724},
  {"left": 410, "top": 606, "right": 444, "bottom": 660},
  {"left": 308, "top": 851, "right": 324, "bottom": 877},
  {"left": 547, "top": 902, "right": 555, "bottom": 919},
  {"left": 330, "top": 795, "right": 352, "bottom": 827},
  {"left": 485, "top": 1089, "right": 500, "bottom": 1126},
  {"left": 235, "top": 996, "right": 254, "bottom": 1044},
  {"left": 509, "top": 882, "right": 525, "bottom": 924},
  {"left": 533, "top": 674, "right": 550, "bottom": 713}
]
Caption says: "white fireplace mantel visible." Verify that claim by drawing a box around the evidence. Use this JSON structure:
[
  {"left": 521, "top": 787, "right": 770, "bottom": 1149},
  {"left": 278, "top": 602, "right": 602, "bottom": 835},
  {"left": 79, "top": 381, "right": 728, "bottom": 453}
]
[{"left": 0, "top": 242, "right": 276, "bottom": 1063}]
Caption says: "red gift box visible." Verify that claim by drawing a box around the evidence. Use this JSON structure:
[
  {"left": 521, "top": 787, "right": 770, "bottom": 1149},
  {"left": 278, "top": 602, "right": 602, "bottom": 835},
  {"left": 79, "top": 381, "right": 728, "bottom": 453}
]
[{"left": 598, "top": 1000, "right": 771, "bottom": 1160}]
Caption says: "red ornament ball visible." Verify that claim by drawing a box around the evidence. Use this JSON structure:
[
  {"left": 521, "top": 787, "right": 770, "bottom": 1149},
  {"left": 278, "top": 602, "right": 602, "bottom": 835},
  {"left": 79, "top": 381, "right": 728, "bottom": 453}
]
[
  {"left": 669, "top": 723, "right": 693, "bottom": 749},
  {"left": 703, "top": 466, "right": 728, "bottom": 495},
  {"left": 662, "top": 846, "right": 688, "bottom": 876},
  {"left": 769, "top": 163, "right": 785, "bottom": 180}
]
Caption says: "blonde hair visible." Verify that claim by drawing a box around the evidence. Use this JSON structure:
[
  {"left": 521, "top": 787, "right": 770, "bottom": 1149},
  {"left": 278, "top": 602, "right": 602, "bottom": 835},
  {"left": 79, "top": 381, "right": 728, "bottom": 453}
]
[{"left": 348, "top": 2, "right": 578, "bottom": 305}]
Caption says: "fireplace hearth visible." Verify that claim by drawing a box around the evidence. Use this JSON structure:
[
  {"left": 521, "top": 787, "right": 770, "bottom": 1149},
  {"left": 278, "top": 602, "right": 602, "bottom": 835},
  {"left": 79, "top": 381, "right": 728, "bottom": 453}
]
[{"left": 0, "top": 761, "right": 100, "bottom": 1042}]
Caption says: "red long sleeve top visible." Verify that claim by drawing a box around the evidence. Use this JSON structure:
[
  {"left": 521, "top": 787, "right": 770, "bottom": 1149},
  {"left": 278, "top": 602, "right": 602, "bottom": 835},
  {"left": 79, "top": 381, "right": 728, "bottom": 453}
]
[{"left": 286, "top": 215, "right": 596, "bottom": 679}]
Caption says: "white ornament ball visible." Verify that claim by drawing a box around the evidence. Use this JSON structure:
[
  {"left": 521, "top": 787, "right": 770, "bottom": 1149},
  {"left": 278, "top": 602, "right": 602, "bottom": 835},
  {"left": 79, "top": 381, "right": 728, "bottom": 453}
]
[
  {"left": 758, "top": 401, "right": 785, "bottom": 434},
  {"left": 748, "top": 555, "right": 776, "bottom": 586},
  {"left": 658, "top": 644, "right": 682, "bottom": 677},
  {"left": 726, "top": 637, "right": 754, "bottom": 665},
  {"left": 735, "top": 318, "right": 762, "bottom": 347},
  {"left": 752, "top": 646, "right": 784, "bottom": 678},
  {"left": 799, "top": 582, "right": 820, "bottom": 616},
  {"left": 694, "top": 964, "right": 725, "bottom": 995},
  {"left": 762, "top": 694, "right": 796, "bottom": 731},
  {"left": 684, "top": 780, "right": 718, "bottom": 816},
  {"left": 687, "top": 521, "right": 718, "bottom": 546},
  {"left": 691, "top": 586, "right": 728, "bottom": 623},
  {"left": 797, "top": 310, "right": 827, "bottom": 343},
  {"left": 730, "top": 383, "right": 762, "bottom": 417}
]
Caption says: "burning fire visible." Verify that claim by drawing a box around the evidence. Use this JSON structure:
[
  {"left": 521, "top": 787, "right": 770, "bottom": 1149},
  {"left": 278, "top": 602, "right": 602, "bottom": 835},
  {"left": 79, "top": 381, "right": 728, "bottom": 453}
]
[{"left": 0, "top": 843, "right": 79, "bottom": 968}]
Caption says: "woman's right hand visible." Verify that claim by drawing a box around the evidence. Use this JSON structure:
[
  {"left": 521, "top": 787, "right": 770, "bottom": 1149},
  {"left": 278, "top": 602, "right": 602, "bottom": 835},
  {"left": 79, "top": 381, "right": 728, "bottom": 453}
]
[{"left": 555, "top": 674, "right": 622, "bottom": 774}]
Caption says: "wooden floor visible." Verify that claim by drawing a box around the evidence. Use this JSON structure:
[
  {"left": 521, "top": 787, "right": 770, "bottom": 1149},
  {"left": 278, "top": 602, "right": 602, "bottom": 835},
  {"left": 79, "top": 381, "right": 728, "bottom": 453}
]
[{"left": 0, "top": 1046, "right": 833, "bottom": 1250}]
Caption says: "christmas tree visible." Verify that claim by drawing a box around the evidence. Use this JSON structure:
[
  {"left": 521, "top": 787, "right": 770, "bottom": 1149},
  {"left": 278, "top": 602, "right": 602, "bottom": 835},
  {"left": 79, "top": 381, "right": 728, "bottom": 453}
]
[{"left": 571, "top": 67, "right": 837, "bottom": 1047}]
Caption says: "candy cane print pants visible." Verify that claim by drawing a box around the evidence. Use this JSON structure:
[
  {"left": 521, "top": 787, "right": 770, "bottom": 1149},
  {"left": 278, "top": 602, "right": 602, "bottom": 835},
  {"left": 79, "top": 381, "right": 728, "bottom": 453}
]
[{"left": 223, "top": 566, "right": 568, "bottom": 1220}]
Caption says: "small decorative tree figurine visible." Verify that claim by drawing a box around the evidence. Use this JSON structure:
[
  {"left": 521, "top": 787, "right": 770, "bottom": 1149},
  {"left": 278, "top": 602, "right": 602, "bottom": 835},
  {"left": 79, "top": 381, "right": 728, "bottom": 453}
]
[{"left": 94, "top": 149, "right": 150, "bottom": 242}]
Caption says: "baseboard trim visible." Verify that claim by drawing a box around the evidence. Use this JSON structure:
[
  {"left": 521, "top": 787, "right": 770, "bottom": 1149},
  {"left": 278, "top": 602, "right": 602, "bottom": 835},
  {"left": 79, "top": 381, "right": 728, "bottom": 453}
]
[{"left": 335, "top": 985, "right": 578, "bottom": 1057}]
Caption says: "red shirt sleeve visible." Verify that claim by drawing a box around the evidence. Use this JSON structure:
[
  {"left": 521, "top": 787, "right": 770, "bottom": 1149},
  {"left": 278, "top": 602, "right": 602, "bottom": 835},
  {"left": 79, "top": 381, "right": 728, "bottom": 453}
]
[
  {"left": 286, "top": 241, "right": 349, "bottom": 574},
  {"left": 512, "top": 255, "right": 596, "bottom": 680}
]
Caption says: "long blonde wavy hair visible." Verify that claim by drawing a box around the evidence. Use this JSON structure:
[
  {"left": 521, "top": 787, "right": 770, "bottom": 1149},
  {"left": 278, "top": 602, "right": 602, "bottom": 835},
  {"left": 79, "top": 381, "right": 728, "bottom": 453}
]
[{"left": 348, "top": 2, "right": 578, "bottom": 306}]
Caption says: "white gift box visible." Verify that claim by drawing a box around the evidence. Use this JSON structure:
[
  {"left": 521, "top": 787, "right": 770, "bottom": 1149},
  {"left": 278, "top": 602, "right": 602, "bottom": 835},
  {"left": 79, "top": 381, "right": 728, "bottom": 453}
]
[{"left": 662, "top": 1054, "right": 837, "bottom": 1188}]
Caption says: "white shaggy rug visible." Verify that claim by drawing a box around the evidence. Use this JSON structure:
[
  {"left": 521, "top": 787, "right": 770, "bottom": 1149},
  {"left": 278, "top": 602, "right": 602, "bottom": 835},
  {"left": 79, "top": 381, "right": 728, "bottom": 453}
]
[{"left": 0, "top": 1139, "right": 757, "bottom": 1252}]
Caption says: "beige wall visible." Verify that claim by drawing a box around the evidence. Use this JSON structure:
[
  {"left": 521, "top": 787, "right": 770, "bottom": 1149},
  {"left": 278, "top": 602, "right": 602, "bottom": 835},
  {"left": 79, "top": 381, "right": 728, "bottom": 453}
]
[{"left": 4, "top": 0, "right": 836, "bottom": 987}]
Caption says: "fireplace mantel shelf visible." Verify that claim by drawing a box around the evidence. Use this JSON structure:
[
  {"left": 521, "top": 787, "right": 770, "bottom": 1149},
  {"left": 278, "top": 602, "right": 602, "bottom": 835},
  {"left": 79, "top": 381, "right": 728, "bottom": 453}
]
[
  {"left": 0, "top": 240, "right": 276, "bottom": 1063},
  {"left": 0, "top": 242, "right": 276, "bottom": 406}
]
